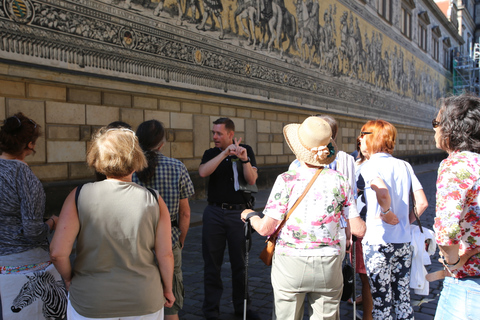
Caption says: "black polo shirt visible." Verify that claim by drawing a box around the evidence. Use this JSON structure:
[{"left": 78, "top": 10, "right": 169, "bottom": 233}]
[{"left": 200, "top": 144, "right": 257, "bottom": 204}]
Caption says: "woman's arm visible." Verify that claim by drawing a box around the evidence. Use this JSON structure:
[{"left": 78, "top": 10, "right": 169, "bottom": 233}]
[
  {"left": 50, "top": 189, "right": 80, "bottom": 291},
  {"left": 241, "top": 210, "right": 280, "bottom": 237},
  {"left": 410, "top": 189, "right": 428, "bottom": 223},
  {"left": 348, "top": 216, "right": 366, "bottom": 238},
  {"left": 154, "top": 196, "right": 175, "bottom": 308},
  {"left": 371, "top": 177, "right": 399, "bottom": 225}
]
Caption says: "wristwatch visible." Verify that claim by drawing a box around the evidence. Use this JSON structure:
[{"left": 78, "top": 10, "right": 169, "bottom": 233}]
[{"left": 240, "top": 157, "right": 250, "bottom": 164}]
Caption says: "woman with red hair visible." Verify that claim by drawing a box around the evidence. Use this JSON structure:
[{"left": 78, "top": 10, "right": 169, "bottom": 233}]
[{"left": 358, "top": 120, "right": 428, "bottom": 320}]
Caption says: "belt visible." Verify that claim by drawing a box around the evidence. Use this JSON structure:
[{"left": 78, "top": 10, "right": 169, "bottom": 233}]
[{"left": 208, "top": 202, "right": 247, "bottom": 210}]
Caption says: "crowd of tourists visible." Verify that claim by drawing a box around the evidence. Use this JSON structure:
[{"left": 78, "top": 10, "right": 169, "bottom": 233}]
[{"left": 1, "top": 93, "right": 480, "bottom": 320}]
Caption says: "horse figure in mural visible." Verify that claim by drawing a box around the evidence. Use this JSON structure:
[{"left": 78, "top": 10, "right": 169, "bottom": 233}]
[
  {"left": 408, "top": 58, "right": 419, "bottom": 99},
  {"left": 240, "top": 0, "right": 294, "bottom": 57},
  {"left": 294, "top": 0, "right": 320, "bottom": 66},
  {"left": 280, "top": 6, "right": 297, "bottom": 56},
  {"left": 11, "top": 271, "right": 67, "bottom": 320},
  {"left": 350, "top": 17, "right": 366, "bottom": 79},
  {"left": 339, "top": 11, "right": 358, "bottom": 76},
  {"left": 234, "top": 0, "right": 264, "bottom": 48},
  {"left": 363, "top": 31, "right": 376, "bottom": 83},
  {"left": 375, "top": 50, "right": 390, "bottom": 88},
  {"left": 255, "top": 0, "right": 282, "bottom": 54}
]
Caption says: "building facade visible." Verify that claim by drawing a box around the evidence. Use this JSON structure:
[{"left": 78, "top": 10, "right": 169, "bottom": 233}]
[{"left": 0, "top": 0, "right": 459, "bottom": 210}]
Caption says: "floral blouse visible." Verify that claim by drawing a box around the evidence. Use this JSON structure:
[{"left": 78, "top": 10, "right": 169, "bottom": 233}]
[
  {"left": 434, "top": 151, "right": 480, "bottom": 278},
  {"left": 263, "top": 166, "right": 357, "bottom": 257}
]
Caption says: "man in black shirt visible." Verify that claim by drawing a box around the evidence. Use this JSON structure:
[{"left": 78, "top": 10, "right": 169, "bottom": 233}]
[{"left": 199, "top": 118, "right": 260, "bottom": 320}]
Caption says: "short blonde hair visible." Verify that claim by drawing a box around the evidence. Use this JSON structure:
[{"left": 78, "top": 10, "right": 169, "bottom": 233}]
[{"left": 87, "top": 127, "right": 147, "bottom": 178}]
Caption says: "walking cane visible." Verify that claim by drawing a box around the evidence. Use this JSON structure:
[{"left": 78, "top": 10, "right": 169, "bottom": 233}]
[
  {"left": 352, "top": 235, "right": 357, "bottom": 320},
  {"left": 243, "top": 219, "right": 252, "bottom": 320}
]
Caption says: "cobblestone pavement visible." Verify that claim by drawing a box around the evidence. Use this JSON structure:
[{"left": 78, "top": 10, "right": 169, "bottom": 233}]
[{"left": 181, "top": 162, "right": 443, "bottom": 320}]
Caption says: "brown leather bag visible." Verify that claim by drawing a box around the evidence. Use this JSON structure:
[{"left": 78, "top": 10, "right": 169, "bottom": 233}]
[{"left": 259, "top": 168, "right": 322, "bottom": 266}]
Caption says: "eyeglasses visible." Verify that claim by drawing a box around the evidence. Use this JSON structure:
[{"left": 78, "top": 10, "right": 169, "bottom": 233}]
[
  {"left": 9, "top": 116, "right": 37, "bottom": 130},
  {"left": 360, "top": 132, "right": 372, "bottom": 138},
  {"left": 432, "top": 119, "right": 440, "bottom": 128}
]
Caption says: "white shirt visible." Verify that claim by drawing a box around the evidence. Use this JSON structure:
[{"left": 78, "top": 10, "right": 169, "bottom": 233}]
[{"left": 361, "top": 153, "right": 423, "bottom": 245}]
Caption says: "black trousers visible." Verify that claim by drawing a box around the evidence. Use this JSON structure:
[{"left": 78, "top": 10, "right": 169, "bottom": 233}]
[{"left": 202, "top": 205, "right": 250, "bottom": 318}]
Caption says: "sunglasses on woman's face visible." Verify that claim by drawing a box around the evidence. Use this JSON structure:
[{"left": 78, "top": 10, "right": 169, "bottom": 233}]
[
  {"left": 432, "top": 119, "right": 440, "bottom": 128},
  {"left": 360, "top": 132, "right": 372, "bottom": 138}
]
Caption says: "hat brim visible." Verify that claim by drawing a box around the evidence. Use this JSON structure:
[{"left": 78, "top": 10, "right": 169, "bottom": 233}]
[{"left": 284, "top": 123, "right": 338, "bottom": 166}]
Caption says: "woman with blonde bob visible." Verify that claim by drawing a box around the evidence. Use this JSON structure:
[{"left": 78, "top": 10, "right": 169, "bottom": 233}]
[
  {"left": 358, "top": 120, "right": 427, "bottom": 320},
  {"left": 50, "top": 127, "right": 174, "bottom": 320}
]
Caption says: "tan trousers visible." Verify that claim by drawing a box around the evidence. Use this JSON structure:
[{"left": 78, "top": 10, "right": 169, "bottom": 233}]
[{"left": 271, "top": 254, "right": 342, "bottom": 320}]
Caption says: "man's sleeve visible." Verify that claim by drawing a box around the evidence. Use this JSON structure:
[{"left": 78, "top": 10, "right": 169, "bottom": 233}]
[
  {"left": 179, "top": 164, "right": 195, "bottom": 199},
  {"left": 200, "top": 148, "right": 213, "bottom": 165},
  {"left": 246, "top": 145, "right": 257, "bottom": 168}
]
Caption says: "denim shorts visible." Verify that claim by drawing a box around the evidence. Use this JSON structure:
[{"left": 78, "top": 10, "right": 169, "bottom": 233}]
[{"left": 435, "top": 276, "right": 480, "bottom": 320}]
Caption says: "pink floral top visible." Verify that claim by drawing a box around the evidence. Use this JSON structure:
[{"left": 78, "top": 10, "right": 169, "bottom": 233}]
[
  {"left": 434, "top": 151, "right": 480, "bottom": 278},
  {"left": 263, "top": 166, "right": 358, "bottom": 256}
]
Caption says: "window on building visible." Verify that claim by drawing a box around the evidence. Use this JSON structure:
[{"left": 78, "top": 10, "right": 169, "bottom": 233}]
[
  {"left": 401, "top": 0, "right": 415, "bottom": 39},
  {"left": 433, "top": 37, "right": 439, "bottom": 61},
  {"left": 418, "top": 11, "right": 430, "bottom": 52},
  {"left": 378, "top": 0, "right": 392, "bottom": 22},
  {"left": 401, "top": 7, "right": 412, "bottom": 38},
  {"left": 443, "top": 37, "right": 452, "bottom": 70},
  {"left": 432, "top": 26, "right": 441, "bottom": 61},
  {"left": 419, "top": 24, "right": 428, "bottom": 51}
]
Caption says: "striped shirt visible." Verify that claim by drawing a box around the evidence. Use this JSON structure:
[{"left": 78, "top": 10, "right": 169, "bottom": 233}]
[{"left": 132, "top": 152, "right": 195, "bottom": 246}]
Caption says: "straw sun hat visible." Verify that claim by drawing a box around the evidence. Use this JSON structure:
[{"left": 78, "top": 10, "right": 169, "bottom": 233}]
[{"left": 283, "top": 116, "right": 338, "bottom": 166}]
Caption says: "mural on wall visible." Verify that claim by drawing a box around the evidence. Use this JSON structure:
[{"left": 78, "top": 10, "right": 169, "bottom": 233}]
[{"left": 0, "top": 0, "right": 448, "bottom": 125}]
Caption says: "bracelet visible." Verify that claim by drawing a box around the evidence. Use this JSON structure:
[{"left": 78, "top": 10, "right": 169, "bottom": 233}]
[
  {"left": 445, "top": 256, "right": 461, "bottom": 267},
  {"left": 381, "top": 208, "right": 391, "bottom": 215},
  {"left": 240, "top": 158, "right": 250, "bottom": 164}
]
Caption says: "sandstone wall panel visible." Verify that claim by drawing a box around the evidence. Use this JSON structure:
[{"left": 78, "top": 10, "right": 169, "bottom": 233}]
[
  {"left": 28, "top": 84, "right": 66, "bottom": 101},
  {"left": 47, "top": 141, "right": 86, "bottom": 163},
  {"left": 46, "top": 102, "right": 86, "bottom": 125},
  {"left": 68, "top": 89, "right": 102, "bottom": 105},
  {"left": 0, "top": 80, "right": 25, "bottom": 97},
  {"left": 86, "top": 105, "right": 120, "bottom": 126},
  {"left": 134, "top": 96, "right": 157, "bottom": 110}
]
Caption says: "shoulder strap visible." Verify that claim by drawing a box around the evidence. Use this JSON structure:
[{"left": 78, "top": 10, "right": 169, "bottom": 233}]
[
  {"left": 403, "top": 161, "right": 423, "bottom": 233},
  {"left": 75, "top": 184, "right": 84, "bottom": 211},
  {"left": 146, "top": 187, "right": 159, "bottom": 204},
  {"left": 269, "top": 168, "right": 323, "bottom": 239}
]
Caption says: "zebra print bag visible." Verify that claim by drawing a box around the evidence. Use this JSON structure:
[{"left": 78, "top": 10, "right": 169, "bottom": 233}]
[{"left": 0, "top": 263, "right": 67, "bottom": 320}]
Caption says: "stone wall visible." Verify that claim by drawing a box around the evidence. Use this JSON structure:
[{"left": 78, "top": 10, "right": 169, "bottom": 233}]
[{"left": 0, "top": 62, "right": 443, "bottom": 215}]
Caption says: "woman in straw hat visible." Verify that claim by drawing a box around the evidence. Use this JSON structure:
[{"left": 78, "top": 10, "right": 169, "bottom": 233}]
[
  {"left": 358, "top": 120, "right": 427, "bottom": 320},
  {"left": 242, "top": 116, "right": 366, "bottom": 320}
]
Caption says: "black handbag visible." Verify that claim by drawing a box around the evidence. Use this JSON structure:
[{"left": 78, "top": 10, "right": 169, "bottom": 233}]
[{"left": 341, "top": 260, "right": 355, "bottom": 301}]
